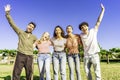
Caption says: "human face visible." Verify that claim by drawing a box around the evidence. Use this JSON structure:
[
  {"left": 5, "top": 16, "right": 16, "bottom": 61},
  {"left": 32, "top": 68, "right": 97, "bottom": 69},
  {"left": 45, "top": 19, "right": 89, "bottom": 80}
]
[
  {"left": 81, "top": 25, "right": 89, "bottom": 33},
  {"left": 26, "top": 24, "right": 35, "bottom": 33},
  {"left": 66, "top": 26, "right": 73, "bottom": 35},
  {"left": 55, "top": 27, "right": 62, "bottom": 36},
  {"left": 42, "top": 32, "right": 50, "bottom": 41}
]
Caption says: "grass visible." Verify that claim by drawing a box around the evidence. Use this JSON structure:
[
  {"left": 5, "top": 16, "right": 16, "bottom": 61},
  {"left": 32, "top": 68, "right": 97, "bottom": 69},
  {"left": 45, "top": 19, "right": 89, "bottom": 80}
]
[{"left": 0, "top": 62, "right": 120, "bottom": 80}]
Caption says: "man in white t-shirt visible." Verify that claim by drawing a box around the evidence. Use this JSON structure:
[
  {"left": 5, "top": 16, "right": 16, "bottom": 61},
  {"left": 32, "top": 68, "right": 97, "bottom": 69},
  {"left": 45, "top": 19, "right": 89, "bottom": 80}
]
[{"left": 79, "top": 4, "right": 105, "bottom": 80}]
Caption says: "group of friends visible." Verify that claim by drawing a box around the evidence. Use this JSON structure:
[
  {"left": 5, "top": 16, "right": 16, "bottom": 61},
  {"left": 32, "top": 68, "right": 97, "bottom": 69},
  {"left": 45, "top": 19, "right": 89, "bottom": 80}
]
[{"left": 4, "top": 3, "right": 105, "bottom": 80}]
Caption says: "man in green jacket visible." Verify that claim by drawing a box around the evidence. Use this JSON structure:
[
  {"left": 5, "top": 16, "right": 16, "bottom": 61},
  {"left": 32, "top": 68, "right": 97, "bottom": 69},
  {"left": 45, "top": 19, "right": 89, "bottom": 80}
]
[{"left": 5, "top": 4, "right": 37, "bottom": 80}]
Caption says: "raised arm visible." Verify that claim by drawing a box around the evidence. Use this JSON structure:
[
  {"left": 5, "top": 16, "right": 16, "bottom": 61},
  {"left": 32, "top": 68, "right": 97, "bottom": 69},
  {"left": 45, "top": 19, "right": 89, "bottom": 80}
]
[
  {"left": 5, "top": 4, "right": 21, "bottom": 34},
  {"left": 95, "top": 3, "right": 105, "bottom": 30}
]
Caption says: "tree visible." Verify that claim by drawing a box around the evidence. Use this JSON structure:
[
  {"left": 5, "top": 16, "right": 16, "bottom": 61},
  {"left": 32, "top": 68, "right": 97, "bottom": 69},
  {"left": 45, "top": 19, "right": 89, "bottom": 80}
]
[{"left": 100, "top": 49, "right": 111, "bottom": 64}]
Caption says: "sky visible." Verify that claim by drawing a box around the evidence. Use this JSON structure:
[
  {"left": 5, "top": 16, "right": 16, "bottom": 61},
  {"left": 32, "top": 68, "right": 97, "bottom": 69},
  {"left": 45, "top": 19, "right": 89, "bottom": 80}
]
[{"left": 0, "top": 0, "right": 120, "bottom": 50}]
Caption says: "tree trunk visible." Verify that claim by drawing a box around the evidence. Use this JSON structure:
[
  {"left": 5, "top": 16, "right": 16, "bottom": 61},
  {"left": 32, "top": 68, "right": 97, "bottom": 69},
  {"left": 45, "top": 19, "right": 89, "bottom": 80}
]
[{"left": 106, "top": 54, "right": 109, "bottom": 64}]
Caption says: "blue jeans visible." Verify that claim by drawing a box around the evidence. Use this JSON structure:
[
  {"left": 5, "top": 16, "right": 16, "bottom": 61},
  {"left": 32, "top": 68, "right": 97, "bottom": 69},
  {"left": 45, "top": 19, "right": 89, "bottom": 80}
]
[
  {"left": 68, "top": 54, "right": 81, "bottom": 80},
  {"left": 52, "top": 51, "right": 66, "bottom": 80},
  {"left": 84, "top": 53, "right": 101, "bottom": 80},
  {"left": 37, "top": 53, "right": 51, "bottom": 80}
]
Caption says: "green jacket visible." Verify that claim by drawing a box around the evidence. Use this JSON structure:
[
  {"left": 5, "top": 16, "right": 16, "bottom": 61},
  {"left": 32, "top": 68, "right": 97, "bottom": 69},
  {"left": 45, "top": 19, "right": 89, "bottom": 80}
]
[{"left": 6, "top": 12, "right": 37, "bottom": 55}]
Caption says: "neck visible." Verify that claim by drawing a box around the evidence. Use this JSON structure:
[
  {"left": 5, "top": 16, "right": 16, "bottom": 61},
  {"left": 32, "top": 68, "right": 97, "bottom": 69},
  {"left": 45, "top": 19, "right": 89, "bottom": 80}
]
[
  {"left": 68, "top": 33, "right": 74, "bottom": 38},
  {"left": 56, "top": 35, "right": 63, "bottom": 39},
  {"left": 83, "top": 30, "right": 88, "bottom": 35},
  {"left": 25, "top": 31, "right": 32, "bottom": 34}
]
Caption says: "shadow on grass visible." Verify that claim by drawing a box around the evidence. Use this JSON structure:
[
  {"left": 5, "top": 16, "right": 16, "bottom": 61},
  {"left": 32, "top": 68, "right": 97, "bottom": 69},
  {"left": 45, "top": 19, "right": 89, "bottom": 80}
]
[
  {"left": 0, "top": 75, "right": 11, "bottom": 80},
  {"left": 0, "top": 75, "right": 40, "bottom": 80}
]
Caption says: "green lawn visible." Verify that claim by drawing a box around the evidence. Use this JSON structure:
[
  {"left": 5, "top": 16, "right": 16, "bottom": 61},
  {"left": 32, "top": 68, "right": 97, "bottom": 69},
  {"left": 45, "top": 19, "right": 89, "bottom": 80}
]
[{"left": 0, "top": 62, "right": 120, "bottom": 80}]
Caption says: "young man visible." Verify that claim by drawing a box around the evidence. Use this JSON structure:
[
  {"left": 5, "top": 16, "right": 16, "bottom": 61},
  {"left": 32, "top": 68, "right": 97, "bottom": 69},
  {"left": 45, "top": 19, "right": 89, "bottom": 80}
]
[
  {"left": 79, "top": 4, "right": 105, "bottom": 80},
  {"left": 5, "top": 4, "right": 37, "bottom": 80}
]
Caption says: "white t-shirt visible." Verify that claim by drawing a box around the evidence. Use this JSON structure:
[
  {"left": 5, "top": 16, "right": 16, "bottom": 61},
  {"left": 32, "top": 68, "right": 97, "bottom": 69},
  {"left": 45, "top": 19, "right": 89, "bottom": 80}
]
[{"left": 80, "top": 28, "right": 100, "bottom": 56}]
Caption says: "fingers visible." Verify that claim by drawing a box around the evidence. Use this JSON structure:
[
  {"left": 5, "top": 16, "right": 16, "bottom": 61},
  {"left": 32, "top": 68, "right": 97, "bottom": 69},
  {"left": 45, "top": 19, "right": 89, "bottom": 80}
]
[
  {"left": 101, "top": 3, "right": 105, "bottom": 9},
  {"left": 4, "top": 4, "right": 11, "bottom": 12}
]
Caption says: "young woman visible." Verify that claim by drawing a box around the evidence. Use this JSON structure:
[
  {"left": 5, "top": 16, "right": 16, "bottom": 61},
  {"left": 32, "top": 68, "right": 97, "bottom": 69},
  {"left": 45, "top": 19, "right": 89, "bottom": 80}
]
[
  {"left": 66, "top": 25, "right": 82, "bottom": 80},
  {"left": 33, "top": 32, "right": 52, "bottom": 80},
  {"left": 51, "top": 26, "right": 67, "bottom": 80}
]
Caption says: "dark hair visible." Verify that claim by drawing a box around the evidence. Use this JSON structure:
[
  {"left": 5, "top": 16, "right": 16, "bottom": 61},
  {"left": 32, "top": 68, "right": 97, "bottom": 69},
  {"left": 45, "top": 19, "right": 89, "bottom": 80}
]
[
  {"left": 28, "top": 22, "right": 36, "bottom": 29},
  {"left": 53, "top": 25, "right": 65, "bottom": 38},
  {"left": 65, "top": 25, "right": 73, "bottom": 38},
  {"left": 66, "top": 25, "right": 73, "bottom": 30},
  {"left": 79, "top": 22, "right": 89, "bottom": 30}
]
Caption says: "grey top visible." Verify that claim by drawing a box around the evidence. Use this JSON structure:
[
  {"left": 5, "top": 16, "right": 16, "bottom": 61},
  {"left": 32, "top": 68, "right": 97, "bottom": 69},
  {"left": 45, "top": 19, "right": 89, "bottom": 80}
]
[{"left": 51, "top": 37, "right": 66, "bottom": 51}]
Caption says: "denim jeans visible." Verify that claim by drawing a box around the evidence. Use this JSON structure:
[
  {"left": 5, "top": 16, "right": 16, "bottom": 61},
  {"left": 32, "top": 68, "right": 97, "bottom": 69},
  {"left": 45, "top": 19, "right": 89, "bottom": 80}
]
[
  {"left": 84, "top": 53, "right": 101, "bottom": 80},
  {"left": 52, "top": 51, "right": 66, "bottom": 80},
  {"left": 37, "top": 53, "right": 51, "bottom": 80},
  {"left": 68, "top": 54, "right": 81, "bottom": 80}
]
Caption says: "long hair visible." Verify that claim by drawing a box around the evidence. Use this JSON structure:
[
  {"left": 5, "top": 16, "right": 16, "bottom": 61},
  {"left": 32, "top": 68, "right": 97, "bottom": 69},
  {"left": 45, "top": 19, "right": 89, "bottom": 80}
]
[
  {"left": 37, "top": 32, "right": 50, "bottom": 44},
  {"left": 53, "top": 25, "right": 65, "bottom": 38}
]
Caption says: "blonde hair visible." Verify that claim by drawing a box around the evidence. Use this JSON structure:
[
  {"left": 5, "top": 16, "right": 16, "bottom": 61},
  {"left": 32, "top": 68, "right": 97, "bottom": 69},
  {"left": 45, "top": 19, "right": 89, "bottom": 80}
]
[{"left": 37, "top": 32, "right": 50, "bottom": 44}]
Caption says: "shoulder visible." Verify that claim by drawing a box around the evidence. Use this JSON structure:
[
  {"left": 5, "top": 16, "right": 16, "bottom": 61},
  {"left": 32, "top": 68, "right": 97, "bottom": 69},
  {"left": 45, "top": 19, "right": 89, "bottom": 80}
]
[
  {"left": 65, "top": 35, "right": 69, "bottom": 38},
  {"left": 63, "top": 38, "right": 66, "bottom": 40},
  {"left": 90, "top": 28, "right": 98, "bottom": 32},
  {"left": 32, "top": 34, "right": 37, "bottom": 40},
  {"left": 51, "top": 37, "right": 55, "bottom": 40},
  {"left": 48, "top": 40, "right": 52, "bottom": 44},
  {"left": 63, "top": 38, "right": 67, "bottom": 41},
  {"left": 34, "top": 40, "right": 39, "bottom": 45},
  {"left": 16, "top": 29, "right": 24, "bottom": 35},
  {"left": 80, "top": 33, "right": 84, "bottom": 37},
  {"left": 74, "top": 34, "right": 80, "bottom": 38},
  {"left": 51, "top": 37, "right": 56, "bottom": 42}
]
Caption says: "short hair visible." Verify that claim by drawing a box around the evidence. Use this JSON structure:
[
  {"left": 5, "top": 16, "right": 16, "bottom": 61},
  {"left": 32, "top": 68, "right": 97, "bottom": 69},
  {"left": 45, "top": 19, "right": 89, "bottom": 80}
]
[
  {"left": 66, "top": 25, "right": 73, "bottom": 30},
  {"left": 28, "top": 22, "right": 36, "bottom": 29},
  {"left": 79, "top": 22, "right": 89, "bottom": 30},
  {"left": 53, "top": 25, "right": 65, "bottom": 38}
]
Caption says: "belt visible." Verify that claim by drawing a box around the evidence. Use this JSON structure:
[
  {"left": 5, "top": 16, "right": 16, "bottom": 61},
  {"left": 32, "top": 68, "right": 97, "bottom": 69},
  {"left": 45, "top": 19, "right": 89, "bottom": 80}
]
[
  {"left": 68, "top": 53, "right": 78, "bottom": 56},
  {"left": 54, "top": 50, "right": 64, "bottom": 53},
  {"left": 39, "top": 53, "right": 50, "bottom": 54}
]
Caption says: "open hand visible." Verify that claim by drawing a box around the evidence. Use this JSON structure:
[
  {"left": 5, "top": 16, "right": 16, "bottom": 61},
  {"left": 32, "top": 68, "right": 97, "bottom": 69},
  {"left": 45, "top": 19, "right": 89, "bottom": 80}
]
[
  {"left": 101, "top": 3, "right": 105, "bottom": 10},
  {"left": 4, "top": 4, "right": 11, "bottom": 12}
]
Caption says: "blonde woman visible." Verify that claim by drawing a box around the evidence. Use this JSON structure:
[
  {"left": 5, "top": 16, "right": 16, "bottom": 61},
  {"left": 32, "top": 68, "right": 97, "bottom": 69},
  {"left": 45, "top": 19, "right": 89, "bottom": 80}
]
[{"left": 34, "top": 32, "right": 52, "bottom": 80}]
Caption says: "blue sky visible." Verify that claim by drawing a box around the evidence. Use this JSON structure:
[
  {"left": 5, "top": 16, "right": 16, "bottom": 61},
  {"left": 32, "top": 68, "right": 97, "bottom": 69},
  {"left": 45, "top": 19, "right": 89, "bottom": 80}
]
[{"left": 0, "top": 0, "right": 120, "bottom": 50}]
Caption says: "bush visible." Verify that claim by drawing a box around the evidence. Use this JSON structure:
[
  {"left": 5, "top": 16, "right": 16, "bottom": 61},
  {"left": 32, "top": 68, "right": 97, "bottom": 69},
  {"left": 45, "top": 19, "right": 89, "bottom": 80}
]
[{"left": 101, "top": 58, "right": 120, "bottom": 62}]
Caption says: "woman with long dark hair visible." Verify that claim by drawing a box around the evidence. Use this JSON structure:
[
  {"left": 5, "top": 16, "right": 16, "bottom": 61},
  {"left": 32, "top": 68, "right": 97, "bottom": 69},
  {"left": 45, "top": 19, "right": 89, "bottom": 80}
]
[{"left": 51, "top": 25, "right": 67, "bottom": 80}]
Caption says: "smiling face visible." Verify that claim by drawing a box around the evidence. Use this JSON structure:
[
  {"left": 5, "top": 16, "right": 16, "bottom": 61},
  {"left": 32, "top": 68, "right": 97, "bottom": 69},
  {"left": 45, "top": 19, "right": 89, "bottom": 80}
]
[
  {"left": 42, "top": 32, "right": 50, "bottom": 41},
  {"left": 81, "top": 25, "right": 89, "bottom": 34},
  {"left": 26, "top": 23, "right": 35, "bottom": 33},
  {"left": 66, "top": 26, "right": 73, "bottom": 35},
  {"left": 55, "top": 27, "right": 62, "bottom": 36}
]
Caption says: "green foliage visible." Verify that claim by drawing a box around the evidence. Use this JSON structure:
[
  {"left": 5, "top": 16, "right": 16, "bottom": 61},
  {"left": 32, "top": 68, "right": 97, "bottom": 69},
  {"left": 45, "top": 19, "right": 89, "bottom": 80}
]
[
  {"left": 33, "top": 50, "right": 38, "bottom": 55},
  {"left": 0, "top": 49, "right": 39, "bottom": 57},
  {"left": 0, "top": 49, "right": 17, "bottom": 57}
]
